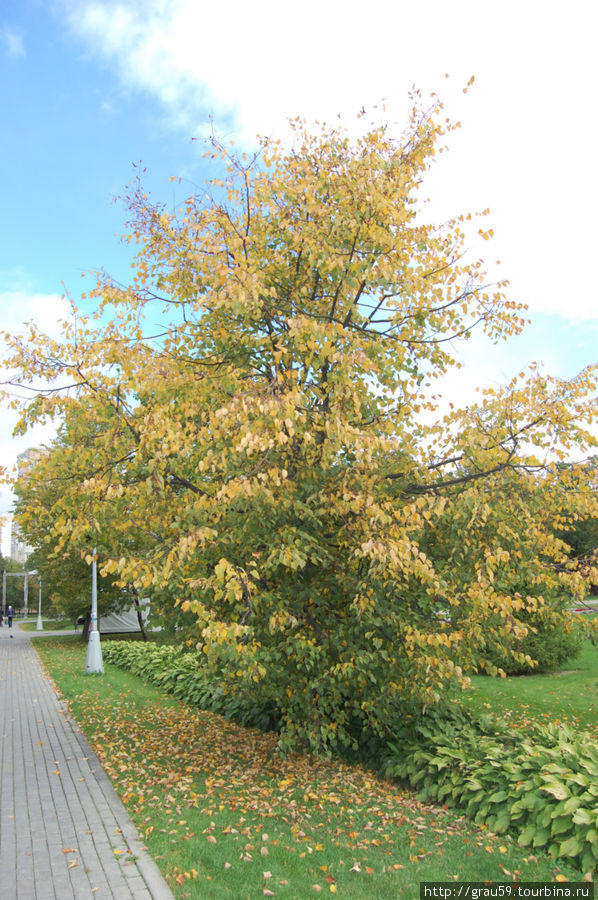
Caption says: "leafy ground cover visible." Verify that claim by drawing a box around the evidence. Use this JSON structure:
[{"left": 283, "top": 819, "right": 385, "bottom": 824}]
[
  {"left": 390, "top": 637, "right": 598, "bottom": 874},
  {"left": 32, "top": 636, "right": 580, "bottom": 898}
]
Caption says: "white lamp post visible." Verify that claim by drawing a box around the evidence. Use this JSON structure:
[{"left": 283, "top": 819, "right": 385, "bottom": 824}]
[
  {"left": 85, "top": 548, "right": 103, "bottom": 673},
  {"left": 36, "top": 576, "right": 43, "bottom": 631}
]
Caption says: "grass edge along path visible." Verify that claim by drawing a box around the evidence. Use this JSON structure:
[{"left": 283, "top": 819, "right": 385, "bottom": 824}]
[
  {"left": 18, "top": 619, "right": 80, "bottom": 632},
  {"left": 32, "top": 636, "right": 581, "bottom": 899}
]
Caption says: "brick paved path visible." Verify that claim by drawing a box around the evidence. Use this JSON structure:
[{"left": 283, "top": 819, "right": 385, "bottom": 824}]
[{"left": 0, "top": 625, "right": 174, "bottom": 899}]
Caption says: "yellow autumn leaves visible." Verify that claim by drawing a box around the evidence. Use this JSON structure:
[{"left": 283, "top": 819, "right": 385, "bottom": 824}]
[{"left": 4, "top": 95, "right": 598, "bottom": 751}]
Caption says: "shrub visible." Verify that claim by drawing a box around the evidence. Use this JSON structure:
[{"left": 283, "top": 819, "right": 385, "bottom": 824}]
[
  {"left": 513, "top": 610, "right": 584, "bottom": 674},
  {"left": 483, "top": 606, "right": 585, "bottom": 675},
  {"left": 102, "top": 641, "right": 280, "bottom": 731},
  {"left": 382, "top": 706, "right": 598, "bottom": 874}
]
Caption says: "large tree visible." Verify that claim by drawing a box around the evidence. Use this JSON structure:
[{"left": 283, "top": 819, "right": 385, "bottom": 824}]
[{"left": 4, "top": 98, "right": 597, "bottom": 751}]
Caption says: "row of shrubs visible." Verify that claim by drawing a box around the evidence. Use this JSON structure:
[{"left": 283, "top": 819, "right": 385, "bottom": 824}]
[
  {"left": 102, "top": 641, "right": 280, "bottom": 732},
  {"left": 103, "top": 640, "right": 598, "bottom": 874},
  {"left": 381, "top": 706, "right": 598, "bottom": 875}
]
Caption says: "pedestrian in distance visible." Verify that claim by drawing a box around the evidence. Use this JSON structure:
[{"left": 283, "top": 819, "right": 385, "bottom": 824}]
[{"left": 7, "top": 605, "right": 14, "bottom": 628}]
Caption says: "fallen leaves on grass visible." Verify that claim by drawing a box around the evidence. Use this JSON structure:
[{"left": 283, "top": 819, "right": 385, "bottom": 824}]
[
  {"left": 39, "top": 640, "right": 565, "bottom": 893},
  {"left": 82, "top": 696, "right": 526, "bottom": 891},
  {"left": 75, "top": 692, "right": 464, "bottom": 866}
]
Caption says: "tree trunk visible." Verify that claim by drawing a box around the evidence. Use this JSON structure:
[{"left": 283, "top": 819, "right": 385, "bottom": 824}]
[
  {"left": 81, "top": 608, "right": 91, "bottom": 642},
  {"left": 133, "top": 590, "right": 148, "bottom": 641}
]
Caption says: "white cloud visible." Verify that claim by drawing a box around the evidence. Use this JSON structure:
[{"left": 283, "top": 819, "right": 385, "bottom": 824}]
[
  {"left": 1, "top": 28, "right": 25, "bottom": 59},
  {"left": 0, "top": 289, "right": 72, "bottom": 400},
  {"left": 0, "top": 291, "right": 68, "bottom": 520},
  {"left": 0, "top": 290, "right": 70, "bottom": 340},
  {"left": 57, "top": 0, "right": 597, "bottom": 327}
]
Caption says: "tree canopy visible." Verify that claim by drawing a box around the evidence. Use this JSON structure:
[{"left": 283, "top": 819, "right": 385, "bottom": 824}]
[
  {"left": 3, "top": 96, "right": 597, "bottom": 751},
  {"left": 0, "top": 553, "right": 38, "bottom": 611}
]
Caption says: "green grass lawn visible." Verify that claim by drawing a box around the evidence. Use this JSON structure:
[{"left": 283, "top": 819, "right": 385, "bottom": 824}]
[
  {"left": 32, "top": 636, "right": 586, "bottom": 898},
  {"left": 464, "top": 639, "right": 598, "bottom": 736},
  {"left": 17, "top": 618, "right": 78, "bottom": 632}
]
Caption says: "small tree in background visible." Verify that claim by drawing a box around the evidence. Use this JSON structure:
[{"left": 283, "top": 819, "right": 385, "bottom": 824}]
[
  {"left": 12, "top": 404, "right": 153, "bottom": 639},
  {"left": 0, "top": 553, "right": 32, "bottom": 612}
]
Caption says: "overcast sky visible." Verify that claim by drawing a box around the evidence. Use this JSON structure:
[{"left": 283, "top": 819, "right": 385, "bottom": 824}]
[{"left": 1, "top": 0, "right": 596, "bottom": 549}]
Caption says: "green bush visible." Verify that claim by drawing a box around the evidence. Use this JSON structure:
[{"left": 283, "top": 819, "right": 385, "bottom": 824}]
[
  {"left": 382, "top": 706, "right": 598, "bottom": 874},
  {"left": 484, "top": 607, "right": 584, "bottom": 675},
  {"left": 516, "top": 611, "right": 584, "bottom": 674},
  {"left": 102, "top": 641, "right": 280, "bottom": 732}
]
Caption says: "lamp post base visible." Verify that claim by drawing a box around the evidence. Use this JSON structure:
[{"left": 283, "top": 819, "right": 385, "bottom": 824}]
[
  {"left": 36, "top": 614, "right": 43, "bottom": 631},
  {"left": 85, "top": 631, "right": 104, "bottom": 674}
]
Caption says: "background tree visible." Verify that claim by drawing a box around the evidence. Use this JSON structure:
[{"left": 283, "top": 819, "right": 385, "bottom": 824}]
[
  {"left": 0, "top": 553, "right": 36, "bottom": 612},
  {"left": 12, "top": 400, "right": 154, "bottom": 638},
  {"left": 3, "top": 95, "right": 597, "bottom": 751},
  {"left": 554, "top": 458, "right": 598, "bottom": 597}
]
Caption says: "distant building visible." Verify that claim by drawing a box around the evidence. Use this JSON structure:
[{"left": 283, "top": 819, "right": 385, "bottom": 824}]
[
  {"left": 10, "top": 448, "right": 47, "bottom": 564},
  {"left": 10, "top": 521, "right": 30, "bottom": 565}
]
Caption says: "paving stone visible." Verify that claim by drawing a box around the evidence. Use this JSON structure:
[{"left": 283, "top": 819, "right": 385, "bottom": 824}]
[{"left": 0, "top": 626, "right": 174, "bottom": 899}]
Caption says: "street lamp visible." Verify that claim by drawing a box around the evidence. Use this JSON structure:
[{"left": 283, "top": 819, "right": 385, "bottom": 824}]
[
  {"left": 36, "top": 576, "right": 43, "bottom": 631},
  {"left": 85, "top": 548, "right": 103, "bottom": 674},
  {"left": 28, "top": 570, "right": 43, "bottom": 631}
]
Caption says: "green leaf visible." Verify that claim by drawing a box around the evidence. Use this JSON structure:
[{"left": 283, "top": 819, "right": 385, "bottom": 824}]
[
  {"left": 559, "top": 836, "right": 582, "bottom": 857},
  {"left": 562, "top": 796, "right": 581, "bottom": 815},
  {"left": 518, "top": 825, "right": 536, "bottom": 847},
  {"left": 532, "top": 827, "right": 550, "bottom": 848},
  {"left": 572, "top": 808, "right": 595, "bottom": 826},
  {"left": 540, "top": 782, "right": 570, "bottom": 800},
  {"left": 493, "top": 813, "right": 510, "bottom": 834},
  {"left": 581, "top": 846, "right": 598, "bottom": 875},
  {"left": 550, "top": 816, "right": 571, "bottom": 837}
]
